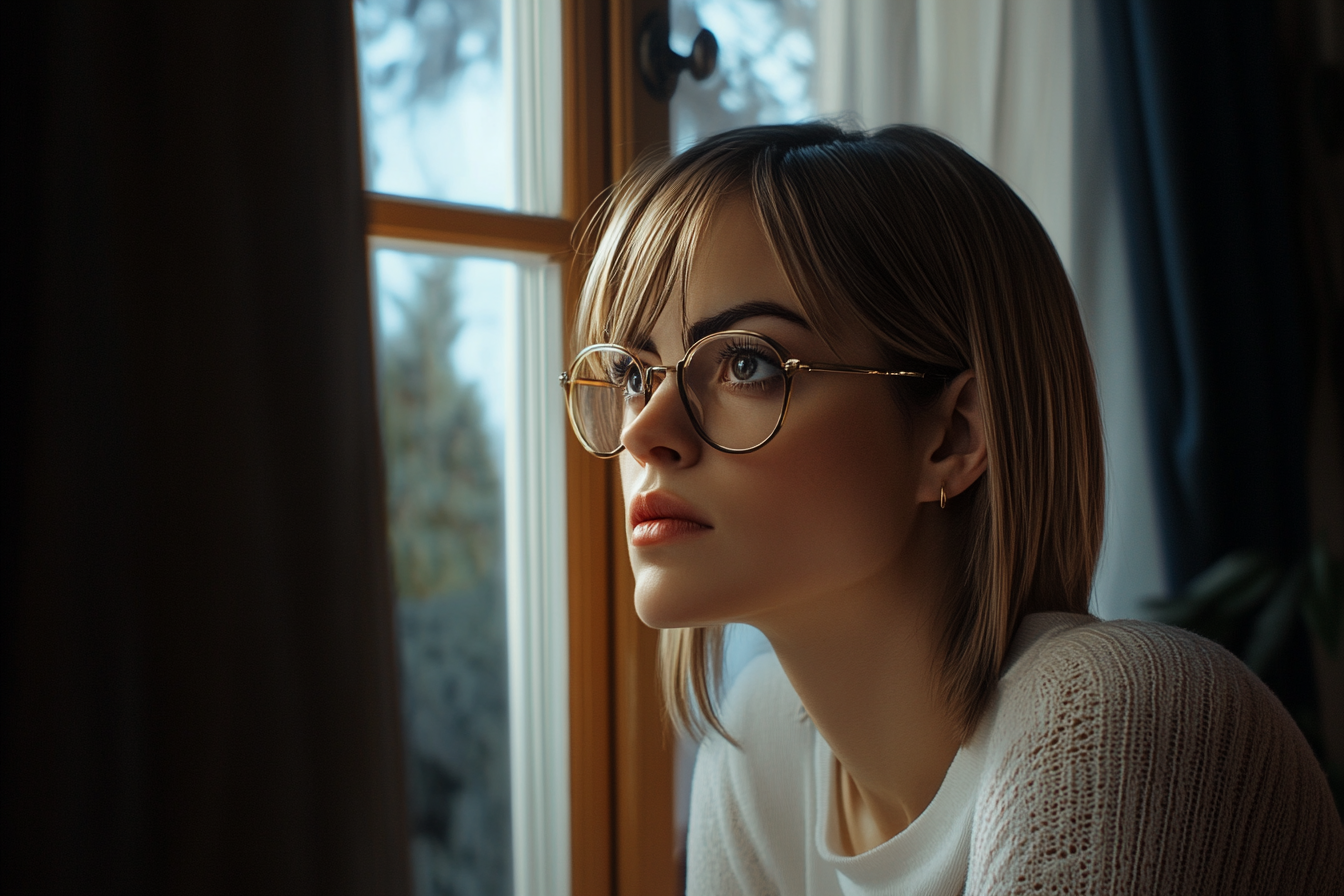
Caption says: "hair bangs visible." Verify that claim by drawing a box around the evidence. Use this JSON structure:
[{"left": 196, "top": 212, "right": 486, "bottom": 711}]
[{"left": 575, "top": 153, "right": 750, "bottom": 357}]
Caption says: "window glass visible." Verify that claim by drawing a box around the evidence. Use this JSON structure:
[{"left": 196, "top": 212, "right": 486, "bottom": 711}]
[
  {"left": 376, "top": 249, "right": 511, "bottom": 896},
  {"left": 669, "top": 0, "right": 817, "bottom": 152},
  {"left": 355, "top": 0, "right": 563, "bottom": 214},
  {"left": 373, "top": 246, "right": 569, "bottom": 896}
]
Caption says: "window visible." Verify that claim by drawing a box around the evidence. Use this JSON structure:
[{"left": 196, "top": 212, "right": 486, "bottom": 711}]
[{"left": 353, "top": 2, "right": 671, "bottom": 895}]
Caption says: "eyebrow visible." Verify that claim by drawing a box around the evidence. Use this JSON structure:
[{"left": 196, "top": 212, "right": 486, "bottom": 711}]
[{"left": 657, "top": 300, "right": 811, "bottom": 354}]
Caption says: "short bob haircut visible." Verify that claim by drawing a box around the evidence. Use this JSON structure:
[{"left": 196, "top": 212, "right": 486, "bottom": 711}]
[{"left": 574, "top": 122, "right": 1104, "bottom": 743}]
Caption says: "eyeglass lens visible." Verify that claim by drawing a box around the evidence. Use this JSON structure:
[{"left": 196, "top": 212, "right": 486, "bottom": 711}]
[{"left": 567, "top": 333, "right": 788, "bottom": 454}]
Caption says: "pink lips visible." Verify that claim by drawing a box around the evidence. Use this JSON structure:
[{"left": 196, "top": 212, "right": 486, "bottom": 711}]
[{"left": 629, "top": 491, "right": 712, "bottom": 547}]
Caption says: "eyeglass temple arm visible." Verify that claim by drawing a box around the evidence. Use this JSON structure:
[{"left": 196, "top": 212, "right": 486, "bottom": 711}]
[
  {"left": 559, "top": 374, "right": 622, "bottom": 388},
  {"left": 559, "top": 365, "right": 670, "bottom": 395},
  {"left": 785, "top": 360, "right": 927, "bottom": 379}
]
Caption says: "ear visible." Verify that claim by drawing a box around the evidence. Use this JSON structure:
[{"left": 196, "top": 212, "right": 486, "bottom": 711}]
[{"left": 919, "top": 371, "right": 988, "bottom": 506}]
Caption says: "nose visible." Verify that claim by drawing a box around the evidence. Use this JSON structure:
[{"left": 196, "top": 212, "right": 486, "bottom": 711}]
[{"left": 620, "top": 365, "right": 702, "bottom": 467}]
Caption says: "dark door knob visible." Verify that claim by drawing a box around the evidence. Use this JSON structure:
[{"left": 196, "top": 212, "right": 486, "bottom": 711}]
[{"left": 638, "top": 10, "right": 718, "bottom": 103}]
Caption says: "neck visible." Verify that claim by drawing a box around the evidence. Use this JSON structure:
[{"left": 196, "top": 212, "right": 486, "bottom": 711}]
[{"left": 752, "top": 534, "right": 963, "bottom": 855}]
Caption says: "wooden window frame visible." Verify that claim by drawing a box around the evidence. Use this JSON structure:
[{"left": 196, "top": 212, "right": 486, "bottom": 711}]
[{"left": 363, "top": 2, "right": 676, "bottom": 894}]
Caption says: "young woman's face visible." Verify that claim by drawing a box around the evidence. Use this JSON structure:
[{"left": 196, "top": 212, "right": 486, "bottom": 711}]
[{"left": 618, "top": 195, "right": 934, "bottom": 632}]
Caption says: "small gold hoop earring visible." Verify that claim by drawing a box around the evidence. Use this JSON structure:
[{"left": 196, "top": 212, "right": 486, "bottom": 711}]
[{"left": 940, "top": 484, "right": 947, "bottom": 509}]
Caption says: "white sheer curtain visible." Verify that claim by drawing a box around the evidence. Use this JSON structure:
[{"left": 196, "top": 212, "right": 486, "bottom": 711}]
[{"left": 811, "top": 0, "right": 1164, "bottom": 620}]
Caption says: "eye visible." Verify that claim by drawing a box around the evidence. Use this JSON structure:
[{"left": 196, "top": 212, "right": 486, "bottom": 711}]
[
  {"left": 722, "top": 346, "right": 781, "bottom": 385},
  {"left": 618, "top": 360, "right": 644, "bottom": 397},
  {"left": 605, "top": 356, "right": 636, "bottom": 386},
  {"left": 730, "top": 353, "right": 761, "bottom": 382}
]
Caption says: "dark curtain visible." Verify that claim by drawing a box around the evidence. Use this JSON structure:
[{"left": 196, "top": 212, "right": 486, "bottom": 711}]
[
  {"left": 1097, "top": 0, "right": 1311, "bottom": 590},
  {"left": 2, "top": 2, "right": 410, "bottom": 894}
]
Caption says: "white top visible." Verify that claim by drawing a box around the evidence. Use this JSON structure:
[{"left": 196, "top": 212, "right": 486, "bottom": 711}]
[{"left": 687, "top": 613, "right": 1344, "bottom": 895}]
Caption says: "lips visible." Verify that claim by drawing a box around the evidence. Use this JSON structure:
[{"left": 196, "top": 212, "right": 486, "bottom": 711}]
[{"left": 629, "top": 491, "right": 712, "bottom": 547}]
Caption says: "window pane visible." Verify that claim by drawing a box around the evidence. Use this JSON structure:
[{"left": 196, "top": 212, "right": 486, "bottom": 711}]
[
  {"left": 355, "top": 0, "right": 563, "bottom": 214},
  {"left": 373, "top": 246, "right": 569, "bottom": 896},
  {"left": 669, "top": 0, "right": 817, "bottom": 152}
]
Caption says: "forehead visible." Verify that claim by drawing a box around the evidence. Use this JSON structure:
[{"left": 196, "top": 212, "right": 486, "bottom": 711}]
[
  {"left": 687, "top": 198, "right": 799, "bottom": 311},
  {"left": 647, "top": 195, "right": 807, "bottom": 352}
]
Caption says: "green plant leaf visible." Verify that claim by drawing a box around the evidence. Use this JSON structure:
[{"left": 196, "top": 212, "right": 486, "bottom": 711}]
[
  {"left": 1244, "top": 562, "right": 1305, "bottom": 676},
  {"left": 1215, "top": 565, "right": 1282, "bottom": 619},
  {"left": 1144, "top": 551, "right": 1276, "bottom": 628},
  {"left": 1301, "top": 542, "right": 1344, "bottom": 657},
  {"left": 1187, "top": 551, "right": 1276, "bottom": 599},
  {"left": 1147, "top": 553, "right": 1283, "bottom": 650}
]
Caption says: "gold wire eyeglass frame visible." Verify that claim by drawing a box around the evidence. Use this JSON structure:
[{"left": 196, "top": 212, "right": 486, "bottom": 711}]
[{"left": 558, "top": 328, "right": 931, "bottom": 456}]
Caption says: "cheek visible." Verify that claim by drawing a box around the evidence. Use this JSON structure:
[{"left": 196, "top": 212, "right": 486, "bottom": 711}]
[
  {"left": 735, "top": 404, "right": 914, "bottom": 589},
  {"left": 617, "top": 453, "right": 643, "bottom": 514},
  {"left": 628, "top": 391, "right": 918, "bottom": 628}
]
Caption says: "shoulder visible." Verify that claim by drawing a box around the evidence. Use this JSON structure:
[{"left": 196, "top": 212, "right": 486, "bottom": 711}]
[
  {"left": 995, "top": 616, "right": 1317, "bottom": 761},
  {"left": 969, "top": 615, "right": 1344, "bottom": 894},
  {"left": 998, "top": 614, "right": 1267, "bottom": 714},
  {"left": 687, "top": 651, "right": 814, "bottom": 896}
]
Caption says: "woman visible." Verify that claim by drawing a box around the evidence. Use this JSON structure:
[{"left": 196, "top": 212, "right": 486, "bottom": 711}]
[{"left": 560, "top": 123, "right": 1343, "bottom": 894}]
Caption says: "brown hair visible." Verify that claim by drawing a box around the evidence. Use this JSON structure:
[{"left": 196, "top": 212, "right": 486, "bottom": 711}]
[{"left": 574, "top": 123, "right": 1104, "bottom": 743}]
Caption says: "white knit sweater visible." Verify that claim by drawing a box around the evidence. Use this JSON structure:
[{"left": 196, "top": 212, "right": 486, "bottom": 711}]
[{"left": 686, "top": 613, "right": 1344, "bottom": 895}]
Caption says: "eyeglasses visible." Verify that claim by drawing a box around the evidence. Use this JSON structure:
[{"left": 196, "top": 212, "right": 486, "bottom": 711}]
[{"left": 559, "top": 329, "right": 933, "bottom": 456}]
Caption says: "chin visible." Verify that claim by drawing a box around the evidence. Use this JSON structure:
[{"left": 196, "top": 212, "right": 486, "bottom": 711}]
[
  {"left": 632, "top": 571, "right": 733, "bottom": 630},
  {"left": 633, "top": 580, "right": 694, "bottom": 630}
]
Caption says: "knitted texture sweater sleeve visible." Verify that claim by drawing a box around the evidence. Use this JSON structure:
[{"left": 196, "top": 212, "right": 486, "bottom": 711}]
[{"left": 967, "top": 619, "right": 1344, "bottom": 894}]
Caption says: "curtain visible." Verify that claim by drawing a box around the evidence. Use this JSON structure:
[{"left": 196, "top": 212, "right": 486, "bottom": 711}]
[
  {"left": 2, "top": 2, "right": 410, "bottom": 893},
  {"left": 1097, "top": 0, "right": 1311, "bottom": 589}
]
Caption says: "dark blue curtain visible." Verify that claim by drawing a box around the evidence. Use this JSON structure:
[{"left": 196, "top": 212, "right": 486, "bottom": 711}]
[{"left": 1097, "top": 0, "right": 1310, "bottom": 591}]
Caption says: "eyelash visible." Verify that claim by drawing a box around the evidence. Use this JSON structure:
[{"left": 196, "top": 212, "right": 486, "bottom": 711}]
[{"left": 714, "top": 341, "right": 783, "bottom": 389}]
